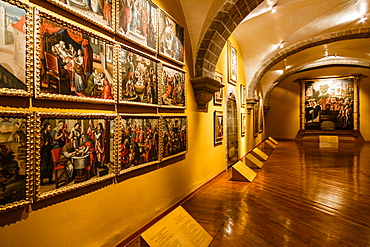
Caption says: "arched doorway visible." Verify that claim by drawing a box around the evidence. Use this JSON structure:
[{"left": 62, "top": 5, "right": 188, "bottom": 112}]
[{"left": 226, "top": 90, "right": 238, "bottom": 165}]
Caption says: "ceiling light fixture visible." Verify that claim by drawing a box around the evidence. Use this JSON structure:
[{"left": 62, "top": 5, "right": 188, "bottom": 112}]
[
  {"left": 360, "top": 15, "right": 366, "bottom": 22},
  {"left": 279, "top": 41, "right": 284, "bottom": 48},
  {"left": 271, "top": 6, "right": 276, "bottom": 13}
]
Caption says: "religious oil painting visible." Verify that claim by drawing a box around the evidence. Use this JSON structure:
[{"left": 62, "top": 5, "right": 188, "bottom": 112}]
[
  {"left": 35, "top": 10, "right": 117, "bottom": 104},
  {"left": 304, "top": 76, "right": 355, "bottom": 130},
  {"left": 35, "top": 113, "right": 117, "bottom": 200},
  {"left": 0, "top": 111, "right": 33, "bottom": 211},
  {"left": 228, "top": 42, "right": 237, "bottom": 85},
  {"left": 119, "top": 46, "right": 158, "bottom": 106},
  {"left": 161, "top": 116, "right": 187, "bottom": 160},
  {"left": 214, "top": 71, "right": 224, "bottom": 105},
  {"left": 119, "top": 115, "right": 160, "bottom": 173},
  {"left": 214, "top": 110, "right": 223, "bottom": 145},
  {"left": 254, "top": 95, "right": 260, "bottom": 137},
  {"left": 117, "top": 0, "right": 157, "bottom": 51},
  {"left": 241, "top": 112, "right": 246, "bottom": 137},
  {"left": 46, "top": 0, "right": 114, "bottom": 31},
  {"left": 160, "top": 64, "right": 186, "bottom": 108},
  {"left": 158, "top": 10, "right": 184, "bottom": 64},
  {"left": 240, "top": 84, "right": 246, "bottom": 108},
  {"left": 0, "top": 0, "right": 33, "bottom": 97}
]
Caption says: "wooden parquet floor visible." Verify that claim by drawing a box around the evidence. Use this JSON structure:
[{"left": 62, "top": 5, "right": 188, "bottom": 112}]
[{"left": 126, "top": 140, "right": 370, "bottom": 246}]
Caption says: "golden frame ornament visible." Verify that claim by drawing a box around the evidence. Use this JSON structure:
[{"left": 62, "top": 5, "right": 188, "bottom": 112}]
[
  {"left": 116, "top": 0, "right": 158, "bottom": 53},
  {"left": 34, "top": 8, "right": 118, "bottom": 104},
  {"left": 118, "top": 114, "right": 161, "bottom": 175},
  {"left": 0, "top": 0, "right": 34, "bottom": 97},
  {"left": 34, "top": 112, "right": 118, "bottom": 201},
  {"left": 118, "top": 43, "right": 160, "bottom": 106},
  {"left": 159, "top": 61, "right": 186, "bottom": 109},
  {"left": 45, "top": 0, "right": 116, "bottom": 32},
  {"left": 0, "top": 110, "right": 35, "bottom": 212},
  {"left": 161, "top": 115, "right": 188, "bottom": 161},
  {"left": 158, "top": 9, "right": 185, "bottom": 65}
]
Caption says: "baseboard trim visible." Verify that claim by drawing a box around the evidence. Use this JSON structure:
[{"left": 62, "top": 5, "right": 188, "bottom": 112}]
[{"left": 114, "top": 169, "right": 226, "bottom": 247}]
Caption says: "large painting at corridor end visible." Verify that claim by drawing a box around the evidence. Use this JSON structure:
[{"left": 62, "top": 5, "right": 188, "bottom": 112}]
[
  {"left": 0, "top": 111, "right": 33, "bottom": 211},
  {"left": 161, "top": 116, "right": 187, "bottom": 160},
  {"left": 35, "top": 113, "right": 117, "bottom": 200},
  {"left": 118, "top": 115, "right": 160, "bottom": 173},
  {"left": 304, "top": 77, "right": 354, "bottom": 130},
  {"left": 35, "top": 9, "right": 117, "bottom": 104},
  {"left": 0, "top": 0, "right": 33, "bottom": 97}
]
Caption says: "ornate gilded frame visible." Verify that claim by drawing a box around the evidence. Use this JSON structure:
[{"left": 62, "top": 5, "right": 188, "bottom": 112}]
[
  {"left": 118, "top": 43, "right": 159, "bottom": 106},
  {"left": 161, "top": 115, "right": 188, "bottom": 161},
  {"left": 118, "top": 114, "right": 161, "bottom": 174},
  {"left": 116, "top": 0, "right": 158, "bottom": 53},
  {"left": 158, "top": 61, "right": 186, "bottom": 109},
  {"left": 228, "top": 41, "right": 237, "bottom": 85},
  {"left": 214, "top": 71, "right": 223, "bottom": 105},
  {"left": 158, "top": 9, "right": 185, "bottom": 65},
  {"left": 214, "top": 110, "right": 223, "bottom": 145},
  {"left": 34, "top": 8, "right": 118, "bottom": 104},
  {"left": 0, "top": 0, "right": 33, "bottom": 97},
  {"left": 0, "top": 110, "right": 35, "bottom": 211},
  {"left": 45, "top": 0, "right": 116, "bottom": 32},
  {"left": 34, "top": 112, "right": 118, "bottom": 200}
]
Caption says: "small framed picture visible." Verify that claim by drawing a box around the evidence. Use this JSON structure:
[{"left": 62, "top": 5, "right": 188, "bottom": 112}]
[
  {"left": 241, "top": 112, "right": 246, "bottom": 137},
  {"left": 228, "top": 42, "right": 237, "bottom": 85},
  {"left": 214, "top": 110, "right": 223, "bottom": 145},
  {"left": 0, "top": 110, "right": 34, "bottom": 211},
  {"left": 214, "top": 72, "right": 224, "bottom": 105},
  {"left": 240, "top": 84, "right": 246, "bottom": 108}
]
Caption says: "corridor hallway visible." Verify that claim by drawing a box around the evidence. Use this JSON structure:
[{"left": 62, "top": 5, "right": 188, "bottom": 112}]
[{"left": 127, "top": 140, "right": 370, "bottom": 246}]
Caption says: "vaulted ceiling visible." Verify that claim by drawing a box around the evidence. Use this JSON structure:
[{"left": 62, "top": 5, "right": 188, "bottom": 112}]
[{"left": 178, "top": 0, "right": 370, "bottom": 100}]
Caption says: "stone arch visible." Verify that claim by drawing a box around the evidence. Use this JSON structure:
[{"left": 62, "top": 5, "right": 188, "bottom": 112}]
[
  {"left": 194, "top": 0, "right": 264, "bottom": 79},
  {"left": 248, "top": 28, "right": 370, "bottom": 98},
  {"left": 263, "top": 60, "right": 370, "bottom": 107}
]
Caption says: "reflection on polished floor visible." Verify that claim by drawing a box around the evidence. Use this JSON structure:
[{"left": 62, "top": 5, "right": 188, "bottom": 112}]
[{"left": 126, "top": 140, "right": 370, "bottom": 246}]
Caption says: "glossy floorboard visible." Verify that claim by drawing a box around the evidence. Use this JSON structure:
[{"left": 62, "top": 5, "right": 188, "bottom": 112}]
[{"left": 125, "top": 141, "right": 370, "bottom": 246}]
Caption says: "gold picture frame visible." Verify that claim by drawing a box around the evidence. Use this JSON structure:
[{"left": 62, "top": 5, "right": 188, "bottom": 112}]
[
  {"left": 118, "top": 43, "right": 159, "bottom": 106},
  {"left": 241, "top": 112, "right": 246, "bottom": 137},
  {"left": 158, "top": 9, "right": 185, "bottom": 65},
  {"left": 34, "top": 8, "right": 118, "bottom": 104},
  {"left": 214, "top": 110, "right": 223, "bottom": 145},
  {"left": 0, "top": 110, "right": 35, "bottom": 211},
  {"left": 214, "top": 72, "right": 224, "bottom": 105},
  {"left": 116, "top": 0, "right": 158, "bottom": 53},
  {"left": 0, "top": 0, "right": 34, "bottom": 97},
  {"left": 118, "top": 114, "right": 161, "bottom": 174},
  {"left": 34, "top": 112, "right": 118, "bottom": 201},
  {"left": 161, "top": 115, "right": 188, "bottom": 161},
  {"left": 45, "top": 0, "right": 116, "bottom": 32},
  {"left": 159, "top": 61, "right": 186, "bottom": 109}
]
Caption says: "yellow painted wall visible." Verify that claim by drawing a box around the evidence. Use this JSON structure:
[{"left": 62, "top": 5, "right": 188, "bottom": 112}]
[{"left": 0, "top": 3, "right": 257, "bottom": 247}]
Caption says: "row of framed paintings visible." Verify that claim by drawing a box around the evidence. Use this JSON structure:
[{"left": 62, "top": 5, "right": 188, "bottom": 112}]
[
  {"left": 28, "top": 0, "right": 184, "bottom": 63},
  {"left": 0, "top": 111, "right": 187, "bottom": 211},
  {"left": 0, "top": 0, "right": 186, "bottom": 108},
  {"left": 213, "top": 110, "right": 246, "bottom": 145}
]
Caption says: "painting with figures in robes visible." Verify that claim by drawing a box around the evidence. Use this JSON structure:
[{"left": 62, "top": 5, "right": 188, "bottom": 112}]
[
  {"left": 117, "top": 0, "right": 157, "bottom": 51},
  {"left": 160, "top": 64, "right": 186, "bottom": 108},
  {"left": 46, "top": 0, "right": 114, "bottom": 31},
  {"left": 35, "top": 9, "right": 116, "bottom": 104},
  {"left": 0, "top": 111, "right": 33, "bottom": 211},
  {"left": 161, "top": 116, "right": 187, "bottom": 160},
  {"left": 35, "top": 113, "right": 117, "bottom": 200}
]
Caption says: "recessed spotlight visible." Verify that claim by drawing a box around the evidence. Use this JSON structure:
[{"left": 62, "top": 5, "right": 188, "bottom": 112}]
[{"left": 272, "top": 6, "right": 276, "bottom": 13}]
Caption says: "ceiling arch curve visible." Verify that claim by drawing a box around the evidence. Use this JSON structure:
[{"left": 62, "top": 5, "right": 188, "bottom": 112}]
[
  {"left": 248, "top": 27, "right": 370, "bottom": 98},
  {"left": 263, "top": 59, "right": 370, "bottom": 106},
  {"left": 194, "top": 0, "right": 264, "bottom": 79}
]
